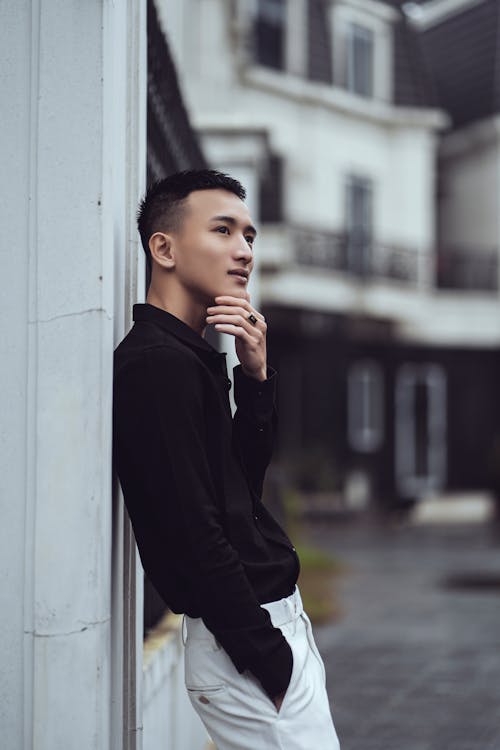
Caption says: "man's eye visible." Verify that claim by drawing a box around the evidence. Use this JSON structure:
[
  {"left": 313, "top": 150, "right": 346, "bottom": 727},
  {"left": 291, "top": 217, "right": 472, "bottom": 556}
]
[
  {"left": 216, "top": 226, "right": 229, "bottom": 234},
  {"left": 245, "top": 236, "right": 255, "bottom": 246}
]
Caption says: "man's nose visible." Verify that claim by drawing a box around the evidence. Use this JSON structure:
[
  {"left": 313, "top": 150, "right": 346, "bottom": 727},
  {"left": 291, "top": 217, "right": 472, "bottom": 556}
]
[{"left": 235, "top": 237, "right": 253, "bottom": 264}]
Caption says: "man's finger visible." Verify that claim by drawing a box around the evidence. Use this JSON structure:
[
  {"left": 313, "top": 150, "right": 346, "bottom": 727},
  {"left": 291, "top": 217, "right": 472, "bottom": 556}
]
[
  {"left": 207, "top": 313, "right": 263, "bottom": 332},
  {"left": 213, "top": 323, "right": 259, "bottom": 345},
  {"left": 210, "top": 298, "right": 265, "bottom": 322},
  {"left": 207, "top": 305, "right": 265, "bottom": 323}
]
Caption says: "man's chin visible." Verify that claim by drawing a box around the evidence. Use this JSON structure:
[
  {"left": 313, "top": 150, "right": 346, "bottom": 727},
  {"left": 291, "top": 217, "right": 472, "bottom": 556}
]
[
  {"left": 222, "top": 284, "right": 249, "bottom": 300},
  {"left": 207, "top": 284, "right": 249, "bottom": 303}
]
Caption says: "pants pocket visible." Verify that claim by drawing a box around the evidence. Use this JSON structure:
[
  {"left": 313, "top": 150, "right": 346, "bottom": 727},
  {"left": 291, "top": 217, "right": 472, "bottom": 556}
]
[
  {"left": 273, "top": 644, "right": 297, "bottom": 715},
  {"left": 300, "top": 611, "right": 327, "bottom": 684},
  {"left": 186, "top": 684, "right": 226, "bottom": 699}
]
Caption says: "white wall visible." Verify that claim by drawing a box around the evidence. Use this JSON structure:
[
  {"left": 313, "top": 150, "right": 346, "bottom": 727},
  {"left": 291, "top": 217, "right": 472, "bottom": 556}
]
[
  {"left": 0, "top": 2, "right": 146, "bottom": 747},
  {"left": 439, "top": 121, "right": 500, "bottom": 250}
]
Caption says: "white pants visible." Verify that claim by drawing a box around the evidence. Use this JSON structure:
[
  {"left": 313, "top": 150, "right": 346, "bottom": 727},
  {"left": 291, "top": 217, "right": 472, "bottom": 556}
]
[{"left": 183, "top": 586, "right": 341, "bottom": 750}]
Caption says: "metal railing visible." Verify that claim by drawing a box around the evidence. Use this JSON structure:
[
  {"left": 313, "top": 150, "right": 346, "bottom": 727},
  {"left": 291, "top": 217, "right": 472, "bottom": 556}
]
[
  {"left": 290, "top": 226, "right": 500, "bottom": 292},
  {"left": 291, "top": 226, "right": 421, "bottom": 284},
  {"left": 437, "top": 247, "right": 498, "bottom": 292}
]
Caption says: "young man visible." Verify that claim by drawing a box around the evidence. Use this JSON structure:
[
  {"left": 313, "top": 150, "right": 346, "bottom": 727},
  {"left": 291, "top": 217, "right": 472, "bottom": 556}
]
[{"left": 113, "top": 170, "right": 340, "bottom": 749}]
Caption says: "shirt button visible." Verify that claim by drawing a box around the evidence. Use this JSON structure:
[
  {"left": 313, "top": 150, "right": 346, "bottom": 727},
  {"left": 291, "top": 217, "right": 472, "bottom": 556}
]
[
  {"left": 254, "top": 514, "right": 258, "bottom": 521},
  {"left": 226, "top": 379, "right": 232, "bottom": 391}
]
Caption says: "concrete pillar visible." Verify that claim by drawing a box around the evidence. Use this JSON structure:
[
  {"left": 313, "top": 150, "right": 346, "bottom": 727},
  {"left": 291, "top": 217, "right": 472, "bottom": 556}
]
[{"left": 0, "top": 2, "right": 146, "bottom": 748}]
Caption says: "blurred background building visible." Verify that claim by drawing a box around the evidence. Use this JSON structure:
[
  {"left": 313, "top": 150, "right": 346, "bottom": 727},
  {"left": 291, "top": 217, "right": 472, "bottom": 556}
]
[
  {"left": 161, "top": 0, "right": 500, "bottom": 512},
  {"left": 2, "top": 1, "right": 499, "bottom": 749}
]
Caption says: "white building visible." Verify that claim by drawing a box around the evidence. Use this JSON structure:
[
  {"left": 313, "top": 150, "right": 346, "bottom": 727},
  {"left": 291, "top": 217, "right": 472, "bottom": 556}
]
[{"left": 161, "top": 0, "right": 500, "bottom": 509}]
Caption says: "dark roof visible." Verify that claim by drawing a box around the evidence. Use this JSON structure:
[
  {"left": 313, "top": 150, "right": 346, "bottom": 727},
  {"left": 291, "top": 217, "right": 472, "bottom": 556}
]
[
  {"left": 415, "top": 0, "right": 500, "bottom": 128},
  {"left": 146, "top": 0, "right": 206, "bottom": 183},
  {"left": 393, "top": 14, "right": 438, "bottom": 107}
]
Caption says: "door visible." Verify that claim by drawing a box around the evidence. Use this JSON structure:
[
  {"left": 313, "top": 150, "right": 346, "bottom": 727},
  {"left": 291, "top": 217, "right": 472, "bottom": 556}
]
[{"left": 395, "top": 363, "right": 447, "bottom": 500}]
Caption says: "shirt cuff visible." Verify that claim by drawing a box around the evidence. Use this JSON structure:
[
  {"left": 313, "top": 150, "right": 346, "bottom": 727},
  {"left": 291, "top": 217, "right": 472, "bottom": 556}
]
[
  {"left": 233, "top": 365, "right": 277, "bottom": 424},
  {"left": 252, "top": 637, "right": 293, "bottom": 700}
]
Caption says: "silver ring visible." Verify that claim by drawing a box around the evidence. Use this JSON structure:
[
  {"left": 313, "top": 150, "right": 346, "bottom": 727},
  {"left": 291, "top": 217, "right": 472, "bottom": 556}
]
[{"left": 248, "top": 314, "right": 258, "bottom": 326}]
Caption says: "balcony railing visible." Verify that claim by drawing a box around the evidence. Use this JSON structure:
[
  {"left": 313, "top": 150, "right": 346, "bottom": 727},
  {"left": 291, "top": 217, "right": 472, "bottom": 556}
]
[
  {"left": 291, "top": 226, "right": 421, "bottom": 284},
  {"left": 437, "top": 247, "right": 498, "bottom": 292}
]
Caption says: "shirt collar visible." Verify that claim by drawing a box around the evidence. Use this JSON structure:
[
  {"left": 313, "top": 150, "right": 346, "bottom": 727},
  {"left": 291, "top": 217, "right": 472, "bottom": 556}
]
[{"left": 133, "top": 303, "right": 226, "bottom": 361}]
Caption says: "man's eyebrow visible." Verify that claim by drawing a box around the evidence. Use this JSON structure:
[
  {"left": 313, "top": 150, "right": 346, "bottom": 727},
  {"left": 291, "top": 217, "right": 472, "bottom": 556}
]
[{"left": 210, "top": 215, "right": 257, "bottom": 237}]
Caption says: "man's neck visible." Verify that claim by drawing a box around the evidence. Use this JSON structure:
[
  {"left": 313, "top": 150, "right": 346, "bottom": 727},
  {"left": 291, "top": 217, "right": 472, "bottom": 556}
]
[{"left": 145, "top": 288, "right": 207, "bottom": 337}]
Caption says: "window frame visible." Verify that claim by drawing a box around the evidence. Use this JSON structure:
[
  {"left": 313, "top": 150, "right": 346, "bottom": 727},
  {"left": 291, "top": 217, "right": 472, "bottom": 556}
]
[
  {"left": 347, "top": 21, "right": 374, "bottom": 98},
  {"left": 254, "top": 0, "right": 287, "bottom": 70},
  {"left": 345, "top": 173, "right": 374, "bottom": 277},
  {"left": 252, "top": 0, "right": 309, "bottom": 76},
  {"left": 330, "top": 0, "right": 394, "bottom": 103},
  {"left": 348, "top": 360, "right": 384, "bottom": 453},
  {"left": 395, "top": 363, "right": 447, "bottom": 499}
]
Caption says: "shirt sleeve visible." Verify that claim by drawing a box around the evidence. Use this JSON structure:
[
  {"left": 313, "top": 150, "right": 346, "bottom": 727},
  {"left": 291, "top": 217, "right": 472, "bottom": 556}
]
[
  {"left": 113, "top": 346, "right": 292, "bottom": 700},
  {"left": 232, "top": 364, "right": 278, "bottom": 500}
]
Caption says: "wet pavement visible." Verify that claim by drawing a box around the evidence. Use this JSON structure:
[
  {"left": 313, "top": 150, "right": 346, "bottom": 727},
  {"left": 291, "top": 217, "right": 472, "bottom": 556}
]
[{"left": 304, "top": 519, "right": 500, "bottom": 750}]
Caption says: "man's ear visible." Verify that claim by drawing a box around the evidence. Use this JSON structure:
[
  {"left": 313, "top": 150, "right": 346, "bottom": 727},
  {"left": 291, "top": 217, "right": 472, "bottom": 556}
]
[{"left": 149, "top": 232, "right": 176, "bottom": 269}]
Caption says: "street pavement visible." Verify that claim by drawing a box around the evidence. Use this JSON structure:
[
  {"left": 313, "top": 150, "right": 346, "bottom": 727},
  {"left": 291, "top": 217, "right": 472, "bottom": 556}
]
[{"left": 304, "top": 519, "right": 500, "bottom": 750}]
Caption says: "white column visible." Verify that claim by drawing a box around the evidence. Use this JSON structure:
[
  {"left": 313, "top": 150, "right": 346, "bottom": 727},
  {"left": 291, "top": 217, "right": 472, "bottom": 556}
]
[
  {"left": 0, "top": 2, "right": 32, "bottom": 746},
  {"left": 104, "top": 1, "right": 147, "bottom": 748},
  {"left": 0, "top": 2, "right": 146, "bottom": 748}
]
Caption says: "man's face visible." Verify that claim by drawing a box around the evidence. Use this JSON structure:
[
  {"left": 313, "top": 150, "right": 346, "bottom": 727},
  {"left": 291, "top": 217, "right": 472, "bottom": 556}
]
[{"left": 170, "top": 189, "right": 256, "bottom": 304}]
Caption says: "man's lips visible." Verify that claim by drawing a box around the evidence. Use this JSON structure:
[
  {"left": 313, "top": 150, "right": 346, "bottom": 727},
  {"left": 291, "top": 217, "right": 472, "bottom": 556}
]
[{"left": 228, "top": 269, "right": 249, "bottom": 280}]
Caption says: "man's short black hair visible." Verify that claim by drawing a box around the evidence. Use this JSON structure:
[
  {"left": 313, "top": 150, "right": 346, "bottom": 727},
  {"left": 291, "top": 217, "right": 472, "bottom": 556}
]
[{"left": 137, "top": 169, "right": 246, "bottom": 270}]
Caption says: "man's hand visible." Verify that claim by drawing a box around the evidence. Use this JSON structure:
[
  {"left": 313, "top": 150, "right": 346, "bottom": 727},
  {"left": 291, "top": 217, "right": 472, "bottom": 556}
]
[
  {"left": 273, "top": 690, "right": 286, "bottom": 713},
  {"left": 206, "top": 294, "right": 267, "bottom": 382}
]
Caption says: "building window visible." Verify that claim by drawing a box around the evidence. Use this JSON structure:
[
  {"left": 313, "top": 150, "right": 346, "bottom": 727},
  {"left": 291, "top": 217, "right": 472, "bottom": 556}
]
[
  {"left": 331, "top": 2, "right": 394, "bottom": 102},
  {"left": 346, "top": 175, "right": 373, "bottom": 276},
  {"left": 259, "top": 154, "right": 284, "bottom": 223},
  {"left": 347, "top": 23, "right": 374, "bottom": 97},
  {"left": 255, "top": 0, "right": 286, "bottom": 70},
  {"left": 395, "top": 364, "right": 447, "bottom": 499},
  {"left": 307, "top": 0, "right": 333, "bottom": 83},
  {"left": 348, "top": 361, "right": 384, "bottom": 452}
]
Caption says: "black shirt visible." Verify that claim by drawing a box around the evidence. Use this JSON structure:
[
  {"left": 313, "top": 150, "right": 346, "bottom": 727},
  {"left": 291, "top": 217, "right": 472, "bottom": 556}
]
[{"left": 113, "top": 303, "right": 300, "bottom": 699}]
